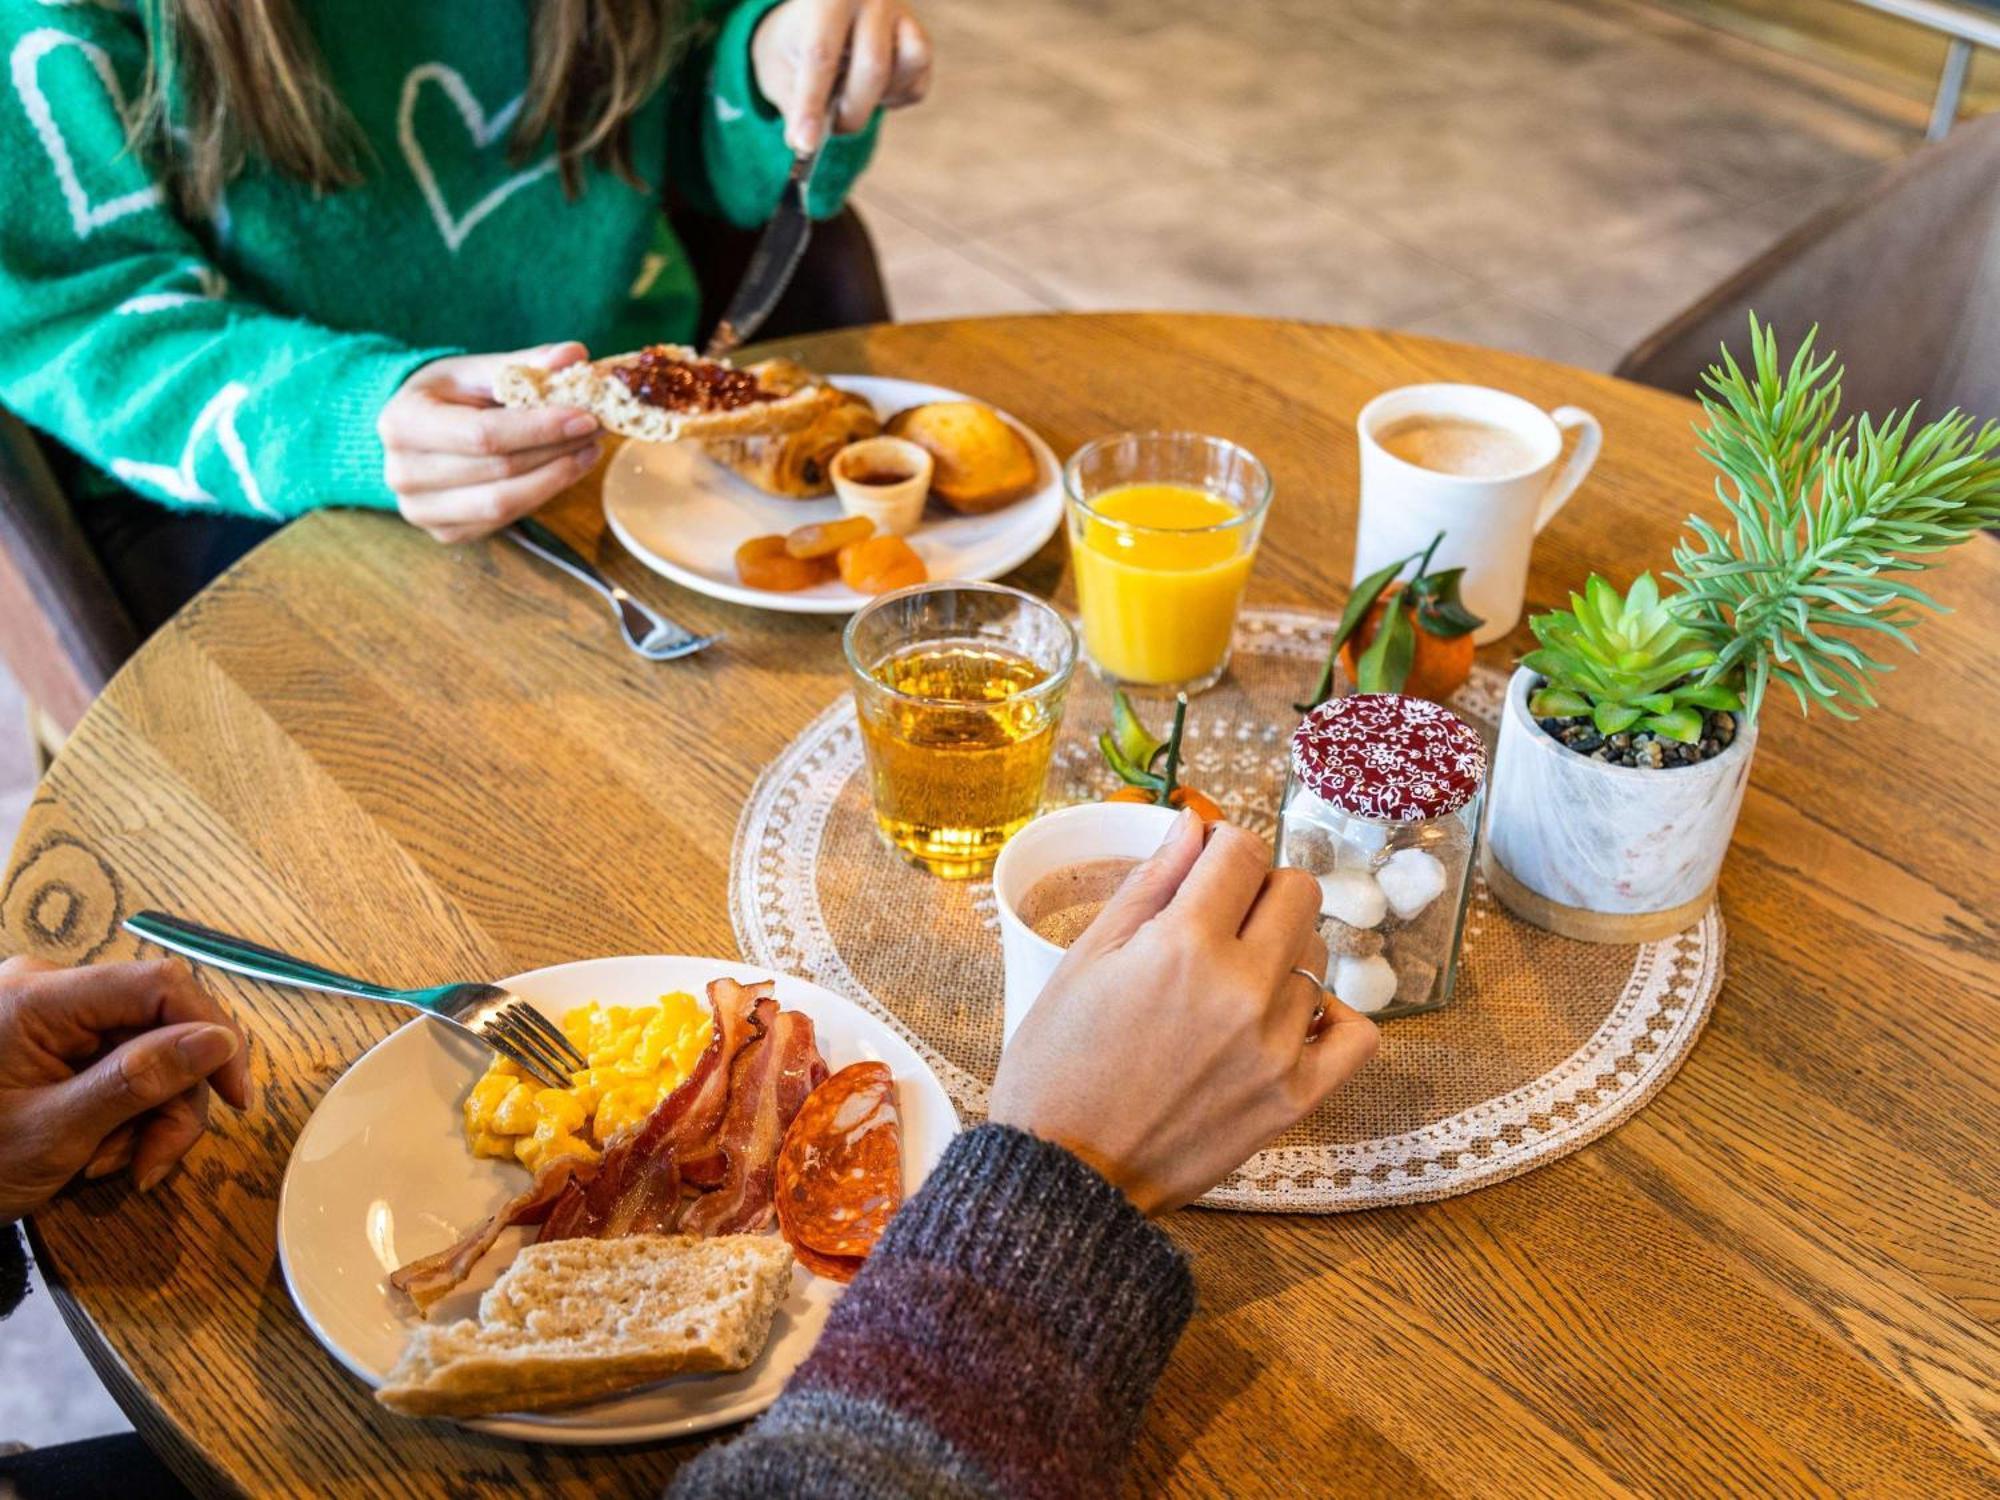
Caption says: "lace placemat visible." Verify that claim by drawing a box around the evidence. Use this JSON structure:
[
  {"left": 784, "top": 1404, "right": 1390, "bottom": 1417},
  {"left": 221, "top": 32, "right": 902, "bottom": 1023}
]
[{"left": 732, "top": 609, "right": 1721, "bottom": 1212}]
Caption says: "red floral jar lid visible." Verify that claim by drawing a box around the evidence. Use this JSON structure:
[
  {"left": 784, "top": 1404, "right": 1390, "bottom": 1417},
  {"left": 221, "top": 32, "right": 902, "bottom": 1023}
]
[{"left": 1290, "top": 693, "right": 1487, "bottom": 821}]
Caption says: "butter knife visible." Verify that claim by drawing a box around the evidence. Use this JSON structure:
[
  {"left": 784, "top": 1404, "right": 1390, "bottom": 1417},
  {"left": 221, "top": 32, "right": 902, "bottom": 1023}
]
[{"left": 704, "top": 141, "right": 825, "bottom": 359}]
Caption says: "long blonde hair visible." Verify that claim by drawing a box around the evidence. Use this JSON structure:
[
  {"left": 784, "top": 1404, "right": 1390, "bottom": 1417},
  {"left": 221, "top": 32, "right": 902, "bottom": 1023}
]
[{"left": 140, "top": 0, "right": 687, "bottom": 212}]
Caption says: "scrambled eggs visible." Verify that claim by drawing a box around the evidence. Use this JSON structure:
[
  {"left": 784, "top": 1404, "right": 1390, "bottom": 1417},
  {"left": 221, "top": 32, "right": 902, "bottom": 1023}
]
[{"left": 463, "top": 993, "right": 713, "bottom": 1172}]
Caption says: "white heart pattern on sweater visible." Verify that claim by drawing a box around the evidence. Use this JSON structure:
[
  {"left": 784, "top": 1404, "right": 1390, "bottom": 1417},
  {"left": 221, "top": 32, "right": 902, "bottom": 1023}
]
[
  {"left": 398, "top": 62, "right": 556, "bottom": 254},
  {"left": 116, "top": 262, "right": 228, "bottom": 317},
  {"left": 110, "top": 382, "right": 275, "bottom": 519},
  {"left": 10, "top": 27, "right": 162, "bottom": 239}
]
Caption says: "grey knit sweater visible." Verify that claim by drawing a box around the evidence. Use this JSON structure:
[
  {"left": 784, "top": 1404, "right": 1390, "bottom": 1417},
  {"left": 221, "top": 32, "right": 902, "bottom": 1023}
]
[{"left": 669, "top": 1124, "right": 1195, "bottom": 1498}]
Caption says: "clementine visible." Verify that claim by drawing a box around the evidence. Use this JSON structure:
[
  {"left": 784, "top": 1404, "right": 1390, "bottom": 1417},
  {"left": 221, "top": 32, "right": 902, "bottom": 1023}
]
[
  {"left": 1107, "top": 784, "right": 1224, "bottom": 823},
  {"left": 1337, "top": 584, "right": 1475, "bottom": 703}
]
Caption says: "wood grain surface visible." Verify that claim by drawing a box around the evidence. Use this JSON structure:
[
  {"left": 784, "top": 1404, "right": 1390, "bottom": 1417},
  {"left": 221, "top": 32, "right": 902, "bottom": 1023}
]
[{"left": 3, "top": 315, "right": 1996, "bottom": 1498}]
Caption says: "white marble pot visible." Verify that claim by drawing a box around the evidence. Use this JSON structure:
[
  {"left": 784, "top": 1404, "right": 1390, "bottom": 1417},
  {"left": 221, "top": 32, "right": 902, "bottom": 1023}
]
[{"left": 1483, "top": 666, "right": 1756, "bottom": 943}]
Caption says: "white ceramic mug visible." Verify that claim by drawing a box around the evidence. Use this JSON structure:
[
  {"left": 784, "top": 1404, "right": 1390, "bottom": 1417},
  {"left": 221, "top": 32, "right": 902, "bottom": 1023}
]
[
  {"left": 1353, "top": 384, "right": 1602, "bottom": 644},
  {"left": 991, "top": 801, "right": 1180, "bottom": 1049}
]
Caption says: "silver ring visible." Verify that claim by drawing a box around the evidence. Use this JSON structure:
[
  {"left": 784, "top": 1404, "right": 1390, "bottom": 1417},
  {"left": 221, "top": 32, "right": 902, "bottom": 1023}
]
[{"left": 1292, "top": 966, "right": 1329, "bottom": 1037}]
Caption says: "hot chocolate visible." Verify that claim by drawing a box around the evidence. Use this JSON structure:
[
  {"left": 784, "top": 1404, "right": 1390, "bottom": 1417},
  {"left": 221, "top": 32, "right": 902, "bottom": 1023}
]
[{"left": 1015, "top": 856, "right": 1138, "bottom": 948}]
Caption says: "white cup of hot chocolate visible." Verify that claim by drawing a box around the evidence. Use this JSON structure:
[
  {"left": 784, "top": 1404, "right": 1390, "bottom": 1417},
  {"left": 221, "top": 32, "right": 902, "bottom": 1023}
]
[{"left": 991, "top": 800, "right": 1180, "bottom": 1049}]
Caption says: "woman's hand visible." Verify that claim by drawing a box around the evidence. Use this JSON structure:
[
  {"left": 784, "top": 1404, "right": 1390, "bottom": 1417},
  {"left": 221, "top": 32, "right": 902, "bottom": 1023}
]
[
  {"left": 0, "top": 956, "right": 251, "bottom": 1220},
  {"left": 380, "top": 343, "right": 603, "bottom": 544},
  {"left": 752, "top": 0, "right": 934, "bottom": 154},
  {"left": 989, "top": 813, "right": 1379, "bottom": 1215}
]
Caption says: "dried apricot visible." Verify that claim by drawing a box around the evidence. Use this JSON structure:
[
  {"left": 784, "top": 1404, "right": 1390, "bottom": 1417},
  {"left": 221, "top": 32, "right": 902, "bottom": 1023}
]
[
  {"left": 784, "top": 515, "right": 874, "bottom": 559},
  {"left": 736, "top": 534, "right": 834, "bottom": 592},
  {"left": 836, "top": 535, "right": 927, "bottom": 595}
]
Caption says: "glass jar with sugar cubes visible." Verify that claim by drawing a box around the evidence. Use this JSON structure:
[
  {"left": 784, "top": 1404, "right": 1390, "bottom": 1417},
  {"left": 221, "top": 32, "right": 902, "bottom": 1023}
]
[{"left": 1277, "top": 693, "right": 1487, "bottom": 1020}]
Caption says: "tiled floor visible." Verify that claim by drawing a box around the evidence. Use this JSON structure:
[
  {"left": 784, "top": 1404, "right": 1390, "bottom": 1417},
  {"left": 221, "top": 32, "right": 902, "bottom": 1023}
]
[
  {"left": 0, "top": 0, "right": 1928, "bottom": 1456},
  {"left": 860, "top": 0, "right": 1921, "bottom": 371}
]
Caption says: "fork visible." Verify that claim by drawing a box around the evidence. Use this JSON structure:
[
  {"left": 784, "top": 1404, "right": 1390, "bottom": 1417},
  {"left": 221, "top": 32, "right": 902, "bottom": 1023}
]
[
  {"left": 122, "top": 911, "right": 587, "bottom": 1090},
  {"left": 506, "top": 518, "right": 717, "bottom": 662}
]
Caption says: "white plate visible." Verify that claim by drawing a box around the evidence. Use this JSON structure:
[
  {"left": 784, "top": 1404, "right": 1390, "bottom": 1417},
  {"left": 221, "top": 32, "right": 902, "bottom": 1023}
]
[
  {"left": 603, "top": 375, "right": 1064, "bottom": 614},
  {"left": 277, "top": 955, "right": 959, "bottom": 1445}
]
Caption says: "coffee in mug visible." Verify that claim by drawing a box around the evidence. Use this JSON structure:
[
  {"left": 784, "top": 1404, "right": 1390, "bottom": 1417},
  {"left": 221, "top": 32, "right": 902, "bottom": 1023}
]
[
  {"left": 1015, "top": 857, "right": 1138, "bottom": 947},
  {"left": 1377, "top": 415, "right": 1540, "bottom": 479}
]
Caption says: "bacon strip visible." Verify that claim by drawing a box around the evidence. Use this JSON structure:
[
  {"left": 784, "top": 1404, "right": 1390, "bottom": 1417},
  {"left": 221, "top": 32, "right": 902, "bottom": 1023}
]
[
  {"left": 536, "top": 1143, "right": 681, "bottom": 1242},
  {"left": 679, "top": 1004, "right": 826, "bottom": 1237},
  {"left": 387, "top": 1155, "right": 589, "bottom": 1315},
  {"left": 535, "top": 977, "right": 778, "bottom": 1242},
  {"left": 677, "top": 979, "right": 773, "bottom": 1188}
]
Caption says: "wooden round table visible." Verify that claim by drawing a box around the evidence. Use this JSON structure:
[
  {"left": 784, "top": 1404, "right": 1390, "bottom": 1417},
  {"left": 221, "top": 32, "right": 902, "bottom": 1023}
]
[{"left": 6, "top": 315, "right": 1997, "bottom": 1498}]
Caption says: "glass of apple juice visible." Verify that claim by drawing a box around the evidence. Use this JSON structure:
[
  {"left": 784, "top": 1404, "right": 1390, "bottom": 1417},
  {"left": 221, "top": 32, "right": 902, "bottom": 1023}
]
[{"left": 842, "top": 582, "right": 1079, "bottom": 879}]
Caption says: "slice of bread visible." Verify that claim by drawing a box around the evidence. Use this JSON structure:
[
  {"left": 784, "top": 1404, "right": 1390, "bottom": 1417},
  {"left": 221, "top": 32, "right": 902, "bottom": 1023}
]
[
  {"left": 375, "top": 1234, "right": 794, "bottom": 1418},
  {"left": 495, "top": 347, "right": 831, "bottom": 444}
]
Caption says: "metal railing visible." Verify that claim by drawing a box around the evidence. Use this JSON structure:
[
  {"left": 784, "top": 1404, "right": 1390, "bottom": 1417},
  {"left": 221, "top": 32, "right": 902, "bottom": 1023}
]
[{"left": 1848, "top": 0, "right": 2000, "bottom": 137}]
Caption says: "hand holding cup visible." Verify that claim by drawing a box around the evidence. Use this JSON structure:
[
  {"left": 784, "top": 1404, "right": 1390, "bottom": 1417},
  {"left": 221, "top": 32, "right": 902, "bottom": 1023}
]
[{"left": 991, "top": 812, "right": 1379, "bottom": 1215}]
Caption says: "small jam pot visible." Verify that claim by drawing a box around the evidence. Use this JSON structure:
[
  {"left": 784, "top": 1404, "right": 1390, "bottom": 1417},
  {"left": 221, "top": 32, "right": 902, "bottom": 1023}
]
[
  {"left": 832, "top": 437, "right": 934, "bottom": 536},
  {"left": 1276, "top": 693, "right": 1487, "bottom": 1020}
]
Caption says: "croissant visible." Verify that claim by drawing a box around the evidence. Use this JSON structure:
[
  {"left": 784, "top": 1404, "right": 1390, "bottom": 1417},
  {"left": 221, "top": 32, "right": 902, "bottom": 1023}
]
[{"left": 703, "top": 387, "right": 882, "bottom": 498}]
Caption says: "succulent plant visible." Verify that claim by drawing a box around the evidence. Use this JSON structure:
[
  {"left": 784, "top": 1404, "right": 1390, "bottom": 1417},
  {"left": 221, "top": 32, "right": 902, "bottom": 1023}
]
[
  {"left": 1522, "top": 573, "right": 1742, "bottom": 743},
  {"left": 1523, "top": 319, "right": 2000, "bottom": 754}
]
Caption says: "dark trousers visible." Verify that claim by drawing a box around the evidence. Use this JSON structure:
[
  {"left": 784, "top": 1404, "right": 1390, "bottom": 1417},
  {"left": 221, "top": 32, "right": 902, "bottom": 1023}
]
[
  {"left": 0, "top": 1434, "right": 193, "bottom": 1500},
  {"left": 0, "top": 1230, "right": 189, "bottom": 1499}
]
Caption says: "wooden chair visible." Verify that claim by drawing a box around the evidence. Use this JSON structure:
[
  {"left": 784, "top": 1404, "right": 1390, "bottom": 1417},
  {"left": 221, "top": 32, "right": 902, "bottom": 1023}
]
[
  {"left": 1616, "top": 110, "right": 2000, "bottom": 421},
  {"left": 0, "top": 411, "right": 138, "bottom": 759}
]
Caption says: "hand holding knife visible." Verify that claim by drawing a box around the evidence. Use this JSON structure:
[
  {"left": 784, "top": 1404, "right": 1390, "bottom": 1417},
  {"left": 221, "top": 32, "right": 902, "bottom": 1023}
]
[{"left": 710, "top": 0, "right": 933, "bottom": 356}]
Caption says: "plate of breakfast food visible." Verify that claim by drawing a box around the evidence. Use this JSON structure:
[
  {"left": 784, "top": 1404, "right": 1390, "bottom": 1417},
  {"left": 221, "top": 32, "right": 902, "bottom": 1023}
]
[
  {"left": 501, "top": 346, "right": 1062, "bottom": 613},
  {"left": 276, "top": 955, "right": 958, "bottom": 1444}
]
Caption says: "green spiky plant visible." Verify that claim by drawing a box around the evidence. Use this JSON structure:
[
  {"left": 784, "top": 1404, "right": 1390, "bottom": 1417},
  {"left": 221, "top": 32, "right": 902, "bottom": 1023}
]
[
  {"left": 1523, "top": 316, "right": 2000, "bottom": 752},
  {"left": 1671, "top": 316, "right": 2000, "bottom": 720},
  {"left": 1523, "top": 573, "right": 1741, "bottom": 742}
]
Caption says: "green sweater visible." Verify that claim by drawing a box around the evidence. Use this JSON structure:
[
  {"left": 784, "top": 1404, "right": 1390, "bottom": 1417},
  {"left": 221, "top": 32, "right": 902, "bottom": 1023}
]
[{"left": 0, "top": 0, "right": 878, "bottom": 521}]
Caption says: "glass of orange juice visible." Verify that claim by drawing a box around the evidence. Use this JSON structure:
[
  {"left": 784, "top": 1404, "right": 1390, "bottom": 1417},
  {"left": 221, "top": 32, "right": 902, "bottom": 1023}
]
[{"left": 1064, "top": 432, "right": 1273, "bottom": 694}]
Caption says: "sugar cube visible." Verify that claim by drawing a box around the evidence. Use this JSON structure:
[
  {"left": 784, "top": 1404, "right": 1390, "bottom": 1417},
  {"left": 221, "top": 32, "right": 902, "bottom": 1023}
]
[
  {"left": 1280, "top": 820, "right": 1337, "bottom": 874},
  {"left": 1317, "top": 870, "right": 1387, "bottom": 929},
  {"left": 1377, "top": 848, "right": 1447, "bottom": 921},
  {"left": 1335, "top": 816, "right": 1394, "bottom": 870},
  {"left": 1319, "top": 915, "right": 1384, "bottom": 959},
  {"left": 1334, "top": 954, "right": 1398, "bottom": 1015},
  {"left": 1393, "top": 956, "right": 1439, "bottom": 1009}
]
